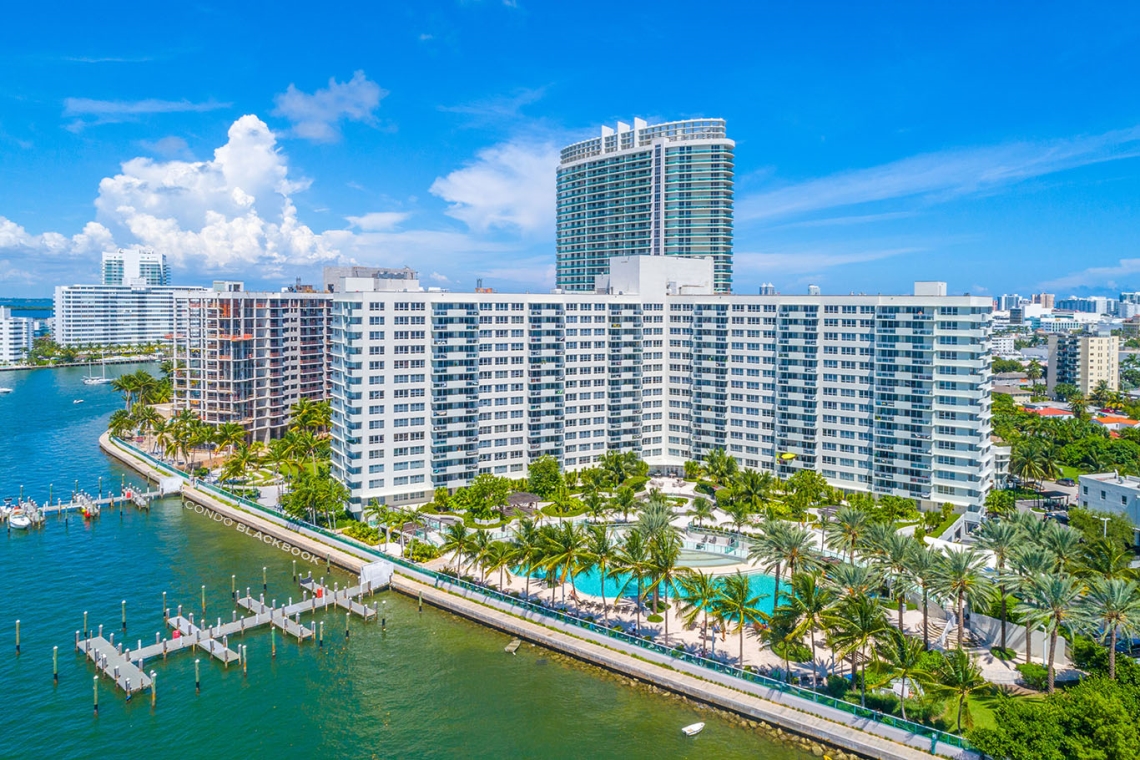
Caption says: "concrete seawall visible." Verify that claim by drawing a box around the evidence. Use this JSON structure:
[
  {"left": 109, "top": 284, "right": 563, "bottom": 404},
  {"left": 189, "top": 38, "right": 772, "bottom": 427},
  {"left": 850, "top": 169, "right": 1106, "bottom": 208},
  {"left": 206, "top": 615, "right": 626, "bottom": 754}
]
[{"left": 99, "top": 433, "right": 973, "bottom": 760}]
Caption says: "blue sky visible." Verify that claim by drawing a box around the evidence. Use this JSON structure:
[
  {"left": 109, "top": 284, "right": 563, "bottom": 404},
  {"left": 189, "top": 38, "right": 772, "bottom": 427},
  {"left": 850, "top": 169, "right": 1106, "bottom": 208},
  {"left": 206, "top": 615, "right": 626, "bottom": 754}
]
[{"left": 1, "top": 2, "right": 1139, "bottom": 298}]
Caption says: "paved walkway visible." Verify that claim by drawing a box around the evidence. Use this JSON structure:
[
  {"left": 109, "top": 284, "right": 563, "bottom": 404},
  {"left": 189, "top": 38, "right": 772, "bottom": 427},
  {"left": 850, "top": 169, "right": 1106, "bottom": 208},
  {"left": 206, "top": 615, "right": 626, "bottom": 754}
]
[{"left": 101, "top": 433, "right": 974, "bottom": 759}]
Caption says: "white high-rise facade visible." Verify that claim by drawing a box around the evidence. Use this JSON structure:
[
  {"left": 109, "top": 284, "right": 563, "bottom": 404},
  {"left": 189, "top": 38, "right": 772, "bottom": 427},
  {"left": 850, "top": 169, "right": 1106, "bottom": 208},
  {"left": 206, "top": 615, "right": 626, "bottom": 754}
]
[
  {"left": 53, "top": 284, "right": 206, "bottom": 347},
  {"left": 0, "top": 307, "right": 34, "bottom": 364},
  {"left": 329, "top": 257, "right": 993, "bottom": 513},
  {"left": 556, "top": 118, "right": 734, "bottom": 293},
  {"left": 102, "top": 249, "right": 170, "bottom": 286}
]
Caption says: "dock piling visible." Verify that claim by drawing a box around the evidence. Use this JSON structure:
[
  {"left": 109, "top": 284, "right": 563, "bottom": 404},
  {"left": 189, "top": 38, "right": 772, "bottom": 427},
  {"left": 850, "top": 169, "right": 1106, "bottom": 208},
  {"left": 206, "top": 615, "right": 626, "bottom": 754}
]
[
  {"left": 271, "top": 627, "right": 276, "bottom": 659},
  {"left": 231, "top": 574, "right": 236, "bottom": 599},
  {"left": 53, "top": 646, "right": 58, "bottom": 684},
  {"left": 121, "top": 600, "right": 126, "bottom": 631},
  {"left": 262, "top": 566, "right": 267, "bottom": 592},
  {"left": 195, "top": 658, "right": 200, "bottom": 694},
  {"left": 319, "top": 621, "right": 323, "bottom": 648},
  {"left": 15, "top": 619, "right": 20, "bottom": 654},
  {"left": 93, "top": 676, "right": 99, "bottom": 716},
  {"left": 150, "top": 672, "right": 157, "bottom": 707},
  {"left": 162, "top": 592, "right": 166, "bottom": 618},
  {"left": 241, "top": 645, "right": 247, "bottom": 676},
  {"left": 292, "top": 560, "right": 296, "bottom": 581},
  {"left": 345, "top": 612, "right": 350, "bottom": 639},
  {"left": 83, "top": 611, "right": 88, "bottom": 637},
  {"left": 201, "top": 584, "right": 206, "bottom": 614}
]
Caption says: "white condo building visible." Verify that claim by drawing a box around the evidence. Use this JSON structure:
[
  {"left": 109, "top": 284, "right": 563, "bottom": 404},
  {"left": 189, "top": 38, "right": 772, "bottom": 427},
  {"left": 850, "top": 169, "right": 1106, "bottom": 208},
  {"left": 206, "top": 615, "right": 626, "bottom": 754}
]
[
  {"left": 0, "top": 307, "right": 34, "bottom": 364},
  {"left": 329, "top": 257, "right": 994, "bottom": 513},
  {"left": 53, "top": 284, "right": 206, "bottom": 347},
  {"left": 102, "top": 248, "right": 170, "bottom": 286}
]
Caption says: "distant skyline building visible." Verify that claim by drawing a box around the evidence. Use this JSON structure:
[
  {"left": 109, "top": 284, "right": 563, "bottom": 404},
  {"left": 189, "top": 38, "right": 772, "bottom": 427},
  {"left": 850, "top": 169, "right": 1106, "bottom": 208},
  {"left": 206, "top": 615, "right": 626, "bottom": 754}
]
[
  {"left": 53, "top": 284, "right": 205, "bottom": 347},
  {"left": 555, "top": 118, "right": 734, "bottom": 293},
  {"left": 0, "top": 307, "right": 34, "bottom": 364},
  {"left": 102, "top": 249, "right": 170, "bottom": 287},
  {"left": 1047, "top": 333, "right": 1119, "bottom": 396}
]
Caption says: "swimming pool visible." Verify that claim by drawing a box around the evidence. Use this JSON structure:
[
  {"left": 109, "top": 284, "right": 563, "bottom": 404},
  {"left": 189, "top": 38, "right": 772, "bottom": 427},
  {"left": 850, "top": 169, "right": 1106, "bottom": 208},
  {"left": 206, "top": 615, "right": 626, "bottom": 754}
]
[{"left": 528, "top": 566, "right": 778, "bottom": 612}]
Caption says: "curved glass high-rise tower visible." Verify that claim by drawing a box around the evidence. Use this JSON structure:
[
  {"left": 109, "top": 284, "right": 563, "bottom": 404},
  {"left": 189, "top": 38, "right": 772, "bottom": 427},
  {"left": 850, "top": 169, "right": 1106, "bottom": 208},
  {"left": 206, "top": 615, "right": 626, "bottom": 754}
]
[{"left": 556, "top": 117, "right": 734, "bottom": 293}]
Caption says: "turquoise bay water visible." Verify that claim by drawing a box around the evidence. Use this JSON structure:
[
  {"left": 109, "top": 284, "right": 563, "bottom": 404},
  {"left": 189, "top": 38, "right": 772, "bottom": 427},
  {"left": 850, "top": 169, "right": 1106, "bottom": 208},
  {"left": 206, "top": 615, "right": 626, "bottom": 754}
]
[{"left": 0, "top": 365, "right": 809, "bottom": 759}]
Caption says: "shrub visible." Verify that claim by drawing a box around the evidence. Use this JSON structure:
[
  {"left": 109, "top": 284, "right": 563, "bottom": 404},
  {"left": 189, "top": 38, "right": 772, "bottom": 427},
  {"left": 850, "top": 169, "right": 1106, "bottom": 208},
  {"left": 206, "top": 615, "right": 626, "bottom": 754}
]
[
  {"left": 341, "top": 521, "right": 380, "bottom": 545},
  {"left": 825, "top": 675, "right": 850, "bottom": 699},
  {"left": 991, "top": 646, "right": 1017, "bottom": 661},
  {"left": 624, "top": 475, "right": 649, "bottom": 492},
  {"left": 646, "top": 613, "right": 664, "bottom": 623},
  {"left": 861, "top": 691, "right": 900, "bottom": 715},
  {"left": 405, "top": 540, "right": 441, "bottom": 563},
  {"left": 695, "top": 481, "right": 716, "bottom": 497},
  {"left": 773, "top": 640, "right": 813, "bottom": 663},
  {"left": 1016, "top": 662, "right": 1049, "bottom": 690}
]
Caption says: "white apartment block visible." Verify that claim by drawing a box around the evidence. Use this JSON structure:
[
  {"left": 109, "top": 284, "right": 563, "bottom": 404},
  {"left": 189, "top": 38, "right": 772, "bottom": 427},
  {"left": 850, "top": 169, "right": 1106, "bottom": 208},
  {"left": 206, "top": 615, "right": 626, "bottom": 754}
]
[
  {"left": 53, "top": 284, "right": 207, "bottom": 347},
  {"left": 991, "top": 332, "right": 1016, "bottom": 357},
  {"left": 329, "top": 257, "right": 993, "bottom": 513},
  {"left": 1078, "top": 473, "right": 1140, "bottom": 540},
  {"left": 102, "top": 248, "right": 170, "bottom": 286},
  {"left": 0, "top": 307, "right": 34, "bottom": 364},
  {"left": 1047, "top": 333, "right": 1119, "bottom": 396}
]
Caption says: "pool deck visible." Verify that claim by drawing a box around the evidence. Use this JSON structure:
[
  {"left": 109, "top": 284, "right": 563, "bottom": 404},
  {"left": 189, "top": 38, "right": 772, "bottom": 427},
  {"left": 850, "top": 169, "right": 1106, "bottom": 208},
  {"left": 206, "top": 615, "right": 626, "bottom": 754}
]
[{"left": 101, "top": 433, "right": 975, "bottom": 760}]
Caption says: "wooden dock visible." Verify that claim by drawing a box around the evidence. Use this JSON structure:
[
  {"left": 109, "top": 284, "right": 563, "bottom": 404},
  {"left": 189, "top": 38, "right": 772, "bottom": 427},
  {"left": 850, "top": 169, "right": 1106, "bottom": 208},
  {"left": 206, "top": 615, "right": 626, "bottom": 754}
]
[
  {"left": 78, "top": 637, "right": 153, "bottom": 693},
  {"left": 74, "top": 573, "right": 381, "bottom": 697}
]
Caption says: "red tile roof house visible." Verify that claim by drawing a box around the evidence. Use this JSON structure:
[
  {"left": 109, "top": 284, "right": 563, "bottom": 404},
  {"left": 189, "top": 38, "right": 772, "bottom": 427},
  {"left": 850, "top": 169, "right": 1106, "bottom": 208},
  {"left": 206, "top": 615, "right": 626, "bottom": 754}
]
[
  {"left": 1094, "top": 414, "right": 1139, "bottom": 432},
  {"left": 1027, "top": 407, "right": 1074, "bottom": 420}
]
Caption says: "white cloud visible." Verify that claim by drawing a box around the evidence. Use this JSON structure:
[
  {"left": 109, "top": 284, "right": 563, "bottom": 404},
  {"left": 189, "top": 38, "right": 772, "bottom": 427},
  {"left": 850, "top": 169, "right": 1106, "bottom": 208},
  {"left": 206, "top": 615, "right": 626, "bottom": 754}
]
[
  {"left": 439, "top": 87, "right": 547, "bottom": 124},
  {"left": 0, "top": 216, "right": 112, "bottom": 256},
  {"left": 272, "top": 71, "right": 386, "bottom": 143},
  {"left": 428, "top": 271, "right": 449, "bottom": 283},
  {"left": 346, "top": 212, "right": 410, "bottom": 231},
  {"left": 139, "top": 136, "right": 192, "bottom": 159},
  {"left": 1038, "top": 258, "right": 1140, "bottom": 292},
  {"left": 429, "top": 139, "right": 557, "bottom": 234},
  {"left": 738, "top": 125, "right": 1140, "bottom": 223},
  {"left": 86, "top": 114, "right": 333, "bottom": 271},
  {"left": 63, "top": 97, "right": 230, "bottom": 131}
]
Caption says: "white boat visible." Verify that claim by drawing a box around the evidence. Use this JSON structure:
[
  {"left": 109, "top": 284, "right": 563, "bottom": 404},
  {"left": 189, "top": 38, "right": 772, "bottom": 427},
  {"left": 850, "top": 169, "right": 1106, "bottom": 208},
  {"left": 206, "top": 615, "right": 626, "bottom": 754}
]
[
  {"left": 9, "top": 509, "right": 31, "bottom": 530},
  {"left": 73, "top": 399, "right": 85, "bottom": 404},
  {"left": 681, "top": 722, "right": 705, "bottom": 737},
  {"left": 0, "top": 387, "right": 12, "bottom": 394},
  {"left": 82, "top": 353, "right": 114, "bottom": 386}
]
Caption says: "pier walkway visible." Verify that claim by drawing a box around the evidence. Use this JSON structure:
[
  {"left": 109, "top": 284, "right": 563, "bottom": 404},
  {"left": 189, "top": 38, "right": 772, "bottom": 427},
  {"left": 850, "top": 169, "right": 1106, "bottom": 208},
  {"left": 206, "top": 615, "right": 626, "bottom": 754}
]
[{"left": 75, "top": 575, "right": 380, "bottom": 695}]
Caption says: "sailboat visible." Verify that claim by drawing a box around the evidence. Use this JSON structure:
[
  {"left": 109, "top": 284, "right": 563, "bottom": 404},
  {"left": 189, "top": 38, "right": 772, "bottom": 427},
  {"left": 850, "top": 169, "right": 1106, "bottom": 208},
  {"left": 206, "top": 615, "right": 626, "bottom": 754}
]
[{"left": 83, "top": 353, "right": 114, "bottom": 386}]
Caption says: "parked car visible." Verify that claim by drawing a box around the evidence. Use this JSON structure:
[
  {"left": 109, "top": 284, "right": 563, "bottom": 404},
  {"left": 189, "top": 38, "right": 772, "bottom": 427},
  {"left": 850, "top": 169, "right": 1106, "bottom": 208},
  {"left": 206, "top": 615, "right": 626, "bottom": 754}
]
[{"left": 1057, "top": 477, "right": 1076, "bottom": 487}]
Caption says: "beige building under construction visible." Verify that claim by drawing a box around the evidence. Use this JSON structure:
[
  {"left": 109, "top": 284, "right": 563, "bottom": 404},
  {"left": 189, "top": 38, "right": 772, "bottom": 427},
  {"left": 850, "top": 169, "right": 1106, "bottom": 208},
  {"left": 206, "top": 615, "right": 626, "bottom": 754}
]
[{"left": 171, "top": 282, "right": 331, "bottom": 442}]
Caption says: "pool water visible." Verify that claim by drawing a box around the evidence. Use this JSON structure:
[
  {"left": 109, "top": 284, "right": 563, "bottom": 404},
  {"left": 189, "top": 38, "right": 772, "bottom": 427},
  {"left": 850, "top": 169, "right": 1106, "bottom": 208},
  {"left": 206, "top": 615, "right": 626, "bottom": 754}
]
[{"left": 530, "top": 566, "right": 778, "bottom": 613}]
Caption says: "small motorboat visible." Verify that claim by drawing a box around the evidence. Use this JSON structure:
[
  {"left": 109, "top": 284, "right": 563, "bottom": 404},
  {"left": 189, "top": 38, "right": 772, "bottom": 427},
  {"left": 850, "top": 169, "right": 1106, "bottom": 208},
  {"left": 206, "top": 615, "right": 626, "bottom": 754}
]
[
  {"left": 0, "top": 387, "right": 12, "bottom": 394},
  {"left": 681, "top": 722, "right": 705, "bottom": 737},
  {"left": 9, "top": 509, "right": 32, "bottom": 530},
  {"left": 73, "top": 399, "right": 85, "bottom": 404}
]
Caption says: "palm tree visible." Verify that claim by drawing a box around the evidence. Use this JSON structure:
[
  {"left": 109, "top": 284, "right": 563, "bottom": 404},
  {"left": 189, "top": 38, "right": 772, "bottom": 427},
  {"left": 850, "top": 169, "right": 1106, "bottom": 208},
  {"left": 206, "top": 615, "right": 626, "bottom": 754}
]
[
  {"left": 826, "top": 594, "right": 889, "bottom": 706},
  {"left": 1009, "top": 545, "right": 1056, "bottom": 664},
  {"left": 687, "top": 497, "right": 714, "bottom": 528},
  {"left": 636, "top": 491, "right": 676, "bottom": 542},
  {"left": 510, "top": 518, "right": 543, "bottom": 599},
  {"left": 1041, "top": 523, "right": 1082, "bottom": 573},
  {"left": 469, "top": 530, "right": 496, "bottom": 582},
  {"left": 827, "top": 562, "right": 880, "bottom": 600},
  {"left": 213, "top": 421, "right": 247, "bottom": 457},
  {"left": 1078, "top": 537, "right": 1135, "bottom": 580},
  {"left": 613, "top": 529, "right": 653, "bottom": 632},
  {"left": 782, "top": 571, "right": 837, "bottom": 674},
  {"left": 932, "top": 548, "right": 995, "bottom": 650},
  {"left": 926, "top": 648, "right": 987, "bottom": 732},
  {"left": 441, "top": 522, "right": 474, "bottom": 576},
  {"left": 722, "top": 500, "right": 752, "bottom": 534},
  {"left": 1078, "top": 578, "right": 1140, "bottom": 680},
  {"left": 542, "top": 521, "right": 591, "bottom": 602},
  {"left": 587, "top": 525, "right": 620, "bottom": 621},
  {"left": 907, "top": 543, "right": 940, "bottom": 650},
  {"left": 874, "top": 627, "right": 927, "bottom": 721},
  {"left": 750, "top": 520, "right": 820, "bottom": 614},
  {"left": 874, "top": 531, "right": 916, "bottom": 631},
  {"left": 1015, "top": 573, "right": 1084, "bottom": 693},
  {"left": 646, "top": 531, "right": 682, "bottom": 640},
  {"left": 609, "top": 486, "right": 636, "bottom": 522},
  {"left": 703, "top": 448, "right": 738, "bottom": 486},
  {"left": 825, "top": 506, "right": 870, "bottom": 563},
  {"left": 582, "top": 489, "right": 608, "bottom": 523},
  {"left": 108, "top": 409, "right": 134, "bottom": 439},
  {"left": 974, "top": 519, "right": 1019, "bottom": 653},
  {"left": 485, "top": 541, "right": 515, "bottom": 589},
  {"left": 713, "top": 571, "right": 768, "bottom": 666},
  {"left": 677, "top": 570, "right": 721, "bottom": 656}
]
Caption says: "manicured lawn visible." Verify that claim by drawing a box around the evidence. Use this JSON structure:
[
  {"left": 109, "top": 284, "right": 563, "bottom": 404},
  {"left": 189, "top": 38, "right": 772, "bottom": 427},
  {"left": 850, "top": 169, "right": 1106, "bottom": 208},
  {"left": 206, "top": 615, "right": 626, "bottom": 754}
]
[{"left": 1059, "top": 465, "right": 1083, "bottom": 480}]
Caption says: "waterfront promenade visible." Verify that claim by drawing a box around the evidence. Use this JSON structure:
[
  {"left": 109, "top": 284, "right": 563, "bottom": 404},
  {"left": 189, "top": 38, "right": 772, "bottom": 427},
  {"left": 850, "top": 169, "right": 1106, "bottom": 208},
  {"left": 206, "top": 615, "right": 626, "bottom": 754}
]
[{"left": 98, "top": 432, "right": 974, "bottom": 760}]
